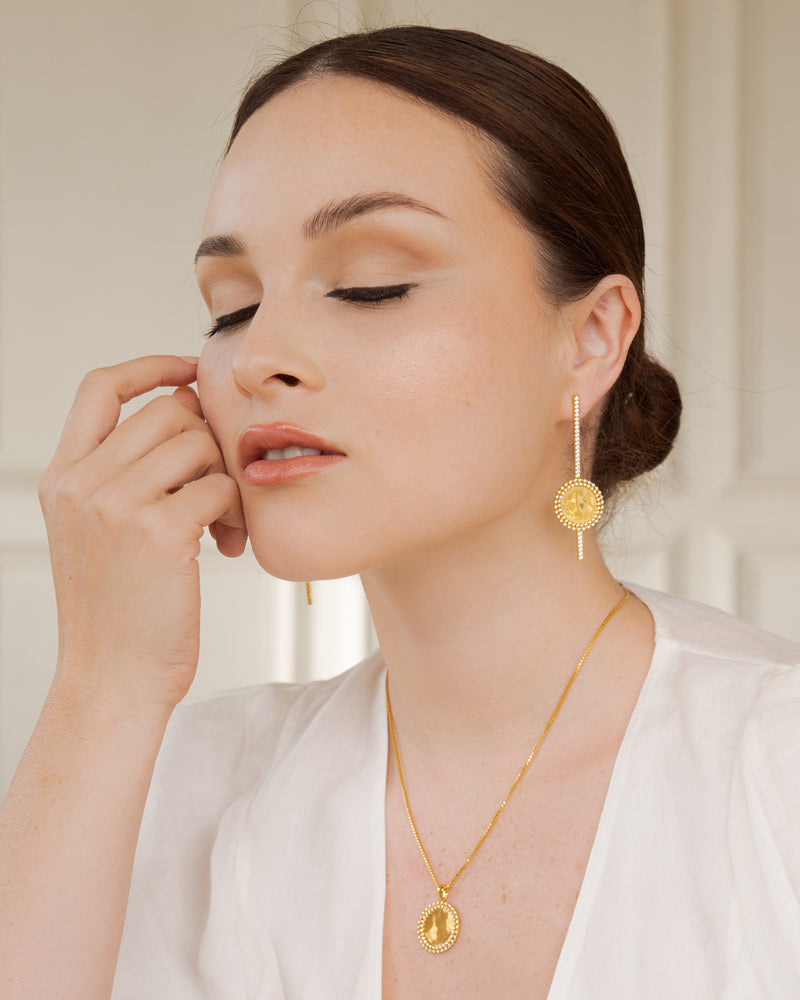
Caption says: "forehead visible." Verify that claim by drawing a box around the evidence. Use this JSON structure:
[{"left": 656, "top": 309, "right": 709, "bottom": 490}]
[{"left": 202, "top": 75, "right": 504, "bottom": 238}]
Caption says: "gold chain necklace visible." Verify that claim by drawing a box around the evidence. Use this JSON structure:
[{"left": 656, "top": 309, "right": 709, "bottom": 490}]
[{"left": 385, "top": 585, "right": 630, "bottom": 954}]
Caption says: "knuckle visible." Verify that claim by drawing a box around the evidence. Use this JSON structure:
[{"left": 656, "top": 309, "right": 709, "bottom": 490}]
[
  {"left": 148, "top": 393, "right": 199, "bottom": 430},
  {"left": 208, "top": 473, "right": 240, "bottom": 507},
  {"left": 217, "top": 473, "right": 238, "bottom": 496},
  {"left": 82, "top": 487, "right": 115, "bottom": 524},
  {"left": 84, "top": 486, "right": 137, "bottom": 534},
  {"left": 77, "top": 366, "right": 112, "bottom": 395},
  {"left": 200, "top": 471, "right": 229, "bottom": 493},
  {"left": 134, "top": 504, "right": 163, "bottom": 537},
  {"left": 184, "top": 425, "right": 215, "bottom": 451},
  {"left": 51, "top": 468, "right": 88, "bottom": 508},
  {"left": 37, "top": 469, "right": 54, "bottom": 506},
  {"left": 147, "top": 393, "right": 178, "bottom": 417},
  {"left": 180, "top": 427, "right": 219, "bottom": 468}
]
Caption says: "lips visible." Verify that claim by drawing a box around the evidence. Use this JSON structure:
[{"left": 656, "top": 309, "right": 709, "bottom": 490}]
[{"left": 237, "top": 423, "right": 346, "bottom": 486}]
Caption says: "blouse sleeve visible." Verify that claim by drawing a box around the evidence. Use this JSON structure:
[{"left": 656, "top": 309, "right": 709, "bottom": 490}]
[{"left": 111, "top": 684, "right": 301, "bottom": 1000}]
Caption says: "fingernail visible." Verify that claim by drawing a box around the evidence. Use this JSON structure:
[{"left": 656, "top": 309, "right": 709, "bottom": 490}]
[{"left": 180, "top": 355, "right": 199, "bottom": 363}]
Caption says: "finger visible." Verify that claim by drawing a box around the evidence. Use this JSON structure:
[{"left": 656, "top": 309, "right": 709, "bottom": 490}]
[
  {"left": 70, "top": 394, "right": 211, "bottom": 496},
  {"left": 172, "top": 384, "right": 203, "bottom": 421},
  {"left": 211, "top": 520, "right": 249, "bottom": 558},
  {"left": 49, "top": 356, "right": 198, "bottom": 475},
  {"left": 208, "top": 471, "right": 247, "bottom": 556},
  {"left": 94, "top": 427, "right": 227, "bottom": 510},
  {"left": 173, "top": 387, "right": 228, "bottom": 473},
  {"left": 159, "top": 473, "right": 243, "bottom": 535}
]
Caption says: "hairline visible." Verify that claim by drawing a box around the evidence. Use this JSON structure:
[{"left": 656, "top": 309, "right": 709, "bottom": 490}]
[{"left": 227, "top": 67, "right": 555, "bottom": 301}]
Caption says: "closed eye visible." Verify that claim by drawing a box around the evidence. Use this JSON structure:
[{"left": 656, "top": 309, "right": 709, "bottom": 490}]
[
  {"left": 204, "top": 303, "right": 259, "bottom": 338},
  {"left": 204, "top": 283, "right": 414, "bottom": 338},
  {"left": 326, "top": 283, "right": 416, "bottom": 305}
]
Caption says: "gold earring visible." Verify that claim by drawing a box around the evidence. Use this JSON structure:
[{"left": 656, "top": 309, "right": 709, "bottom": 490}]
[
  {"left": 553, "top": 395, "right": 604, "bottom": 560},
  {"left": 305, "top": 581, "right": 313, "bottom": 605}
]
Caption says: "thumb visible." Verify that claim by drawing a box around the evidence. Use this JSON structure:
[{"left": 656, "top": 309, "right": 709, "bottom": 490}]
[
  {"left": 210, "top": 519, "right": 249, "bottom": 558},
  {"left": 209, "top": 483, "right": 248, "bottom": 557}
]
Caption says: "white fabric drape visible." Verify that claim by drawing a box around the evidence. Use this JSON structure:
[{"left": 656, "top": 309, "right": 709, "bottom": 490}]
[{"left": 114, "top": 586, "right": 800, "bottom": 998}]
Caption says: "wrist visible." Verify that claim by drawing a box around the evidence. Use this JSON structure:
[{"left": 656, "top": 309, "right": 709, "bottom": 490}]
[
  {"left": 45, "top": 666, "right": 176, "bottom": 751},
  {"left": 53, "top": 642, "right": 194, "bottom": 715}
]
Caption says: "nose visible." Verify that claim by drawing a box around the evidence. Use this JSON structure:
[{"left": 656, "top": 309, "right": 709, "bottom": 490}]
[{"left": 231, "top": 307, "right": 325, "bottom": 397}]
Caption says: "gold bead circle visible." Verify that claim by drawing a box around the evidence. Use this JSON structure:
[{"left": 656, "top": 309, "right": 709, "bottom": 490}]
[{"left": 553, "top": 477, "right": 604, "bottom": 531}]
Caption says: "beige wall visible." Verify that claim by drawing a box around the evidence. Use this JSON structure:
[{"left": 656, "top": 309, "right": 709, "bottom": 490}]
[{"left": 1, "top": 0, "right": 798, "bottom": 792}]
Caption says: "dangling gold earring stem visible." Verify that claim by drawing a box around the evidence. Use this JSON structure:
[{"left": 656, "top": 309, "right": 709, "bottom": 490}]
[
  {"left": 553, "top": 395, "right": 604, "bottom": 560},
  {"left": 305, "top": 581, "right": 313, "bottom": 605}
]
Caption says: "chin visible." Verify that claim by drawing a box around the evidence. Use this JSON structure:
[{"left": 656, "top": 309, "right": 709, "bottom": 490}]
[{"left": 245, "top": 521, "right": 367, "bottom": 583}]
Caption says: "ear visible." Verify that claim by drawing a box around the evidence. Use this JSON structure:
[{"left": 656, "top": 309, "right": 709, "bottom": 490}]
[{"left": 560, "top": 274, "right": 641, "bottom": 421}]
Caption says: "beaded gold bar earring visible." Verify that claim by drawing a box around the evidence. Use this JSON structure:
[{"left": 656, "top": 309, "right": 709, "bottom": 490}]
[
  {"left": 305, "top": 581, "right": 313, "bottom": 605},
  {"left": 553, "top": 395, "right": 604, "bottom": 560}
]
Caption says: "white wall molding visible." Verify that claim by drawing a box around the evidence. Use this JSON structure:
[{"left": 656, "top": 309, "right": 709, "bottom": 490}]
[{"left": 2, "top": 0, "right": 798, "bottom": 798}]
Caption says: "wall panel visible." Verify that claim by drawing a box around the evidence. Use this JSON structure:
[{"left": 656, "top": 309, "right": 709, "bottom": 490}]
[
  {"left": 740, "top": 0, "right": 800, "bottom": 477},
  {"left": 739, "top": 547, "right": 800, "bottom": 642},
  {"left": 2, "top": 0, "right": 799, "bottom": 798}
]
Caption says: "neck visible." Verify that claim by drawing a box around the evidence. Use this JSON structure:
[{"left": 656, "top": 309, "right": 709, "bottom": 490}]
[{"left": 361, "top": 516, "right": 626, "bottom": 761}]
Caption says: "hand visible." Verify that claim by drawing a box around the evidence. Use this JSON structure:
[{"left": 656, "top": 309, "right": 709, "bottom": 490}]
[{"left": 38, "top": 355, "right": 247, "bottom": 710}]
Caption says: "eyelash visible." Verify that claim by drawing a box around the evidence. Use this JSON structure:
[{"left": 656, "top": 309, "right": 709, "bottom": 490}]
[
  {"left": 204, "top": 303, "right": 259, "bottom": 339},
  {"left": 326, "top": 283, "right": 416, "bottom": 305},
  {"left": 203, "top": 284, "right": 416, "bottom": 338}
]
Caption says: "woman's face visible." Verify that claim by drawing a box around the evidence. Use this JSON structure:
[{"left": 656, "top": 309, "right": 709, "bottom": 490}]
[{"left": 196, "top": 75, "right": 569, "bottom": 581}]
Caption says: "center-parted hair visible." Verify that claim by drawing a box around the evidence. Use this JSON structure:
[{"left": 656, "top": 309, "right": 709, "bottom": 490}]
[{"left": 228, "top": 25, "right": 681, "bottom": 499}]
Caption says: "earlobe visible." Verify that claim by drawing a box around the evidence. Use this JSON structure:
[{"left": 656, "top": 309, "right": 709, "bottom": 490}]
[{"left": 567, "top": 274, "right": 641, "bottom": 412}]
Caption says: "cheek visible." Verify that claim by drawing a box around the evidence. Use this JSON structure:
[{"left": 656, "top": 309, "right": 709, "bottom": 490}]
[
  {"left": 358, "top": 308, "right": 553, "bottom": 507},
  {"left": 353, "top": 318, "right": 473, "bottom": 448},
  {"left": 197, "top": 345, "right": 238, "bottom": 460},
  {"left": 369, "top": 295, "right": 547, "bottom": 438}
]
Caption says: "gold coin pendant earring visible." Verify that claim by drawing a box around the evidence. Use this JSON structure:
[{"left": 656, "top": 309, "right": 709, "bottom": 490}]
[{"left": 553, "top": 395, "right": 604, "bottom": 560}]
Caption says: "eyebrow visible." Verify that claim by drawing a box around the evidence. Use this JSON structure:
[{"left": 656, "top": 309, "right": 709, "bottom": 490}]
[
  {"left": 194, "top": 191, "right": 446, "bottom": 266},
  {"left": 194, "top": 233, "right": 246, "bottom": 266},
  {"left": 302, "top": 191, "right": 446, "bottom": 239}
]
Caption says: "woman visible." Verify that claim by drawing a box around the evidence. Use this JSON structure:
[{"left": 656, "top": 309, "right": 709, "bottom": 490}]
[{"left": 2, "top": 25, "right": 798, "bottom": 999}]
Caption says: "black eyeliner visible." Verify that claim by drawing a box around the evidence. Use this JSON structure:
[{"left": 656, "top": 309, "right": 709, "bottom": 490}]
[
  {"left": 204, "top": 303, "right": 260, "bottom": 338},
  {"left": 205, "top": 284, "right": 414, "bottom": 338},
  {"left": 326, "top": 283, "right": 415, "bottom": 304}
]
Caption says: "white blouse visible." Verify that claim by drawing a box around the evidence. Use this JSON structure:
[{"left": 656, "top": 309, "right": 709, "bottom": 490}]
[{"left": 113, "top": 586, "right": 800, "bottom": 998}]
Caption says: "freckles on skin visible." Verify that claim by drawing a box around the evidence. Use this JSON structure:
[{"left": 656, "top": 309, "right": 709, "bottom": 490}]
[
  {"left": 360, "top": 295, "right": 555, "bottom": 519},
  {"left": 195, "top": 77, "right": 569, "bottom": 580},
  {"left": 196, "top": 354, "right": 238, "bottom": 478},
  {"left": 203, "top": 80, "right": 513, "bottom": 279}
]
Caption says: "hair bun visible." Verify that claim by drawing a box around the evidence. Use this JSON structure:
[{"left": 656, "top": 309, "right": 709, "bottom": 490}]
[{"left": 593, "top": 352, "right": 682, "bottom": 498}]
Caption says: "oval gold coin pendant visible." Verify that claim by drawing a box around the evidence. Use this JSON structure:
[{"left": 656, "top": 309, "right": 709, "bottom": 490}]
[{"left": 418, "top": 900, "right": 460, "bottom": 953}]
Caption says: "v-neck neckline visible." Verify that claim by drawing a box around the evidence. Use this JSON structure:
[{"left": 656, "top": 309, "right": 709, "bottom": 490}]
[
  {"left": 372, "top": 583, "right": 667, "bottom": 998},
  {"left": 545, "top": 584, "right": 666, "bottom": 996}
]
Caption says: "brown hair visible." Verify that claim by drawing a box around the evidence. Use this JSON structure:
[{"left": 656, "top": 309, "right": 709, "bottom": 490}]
[{"left": 228, "top": 26, "right": 681, "bottom": 499}]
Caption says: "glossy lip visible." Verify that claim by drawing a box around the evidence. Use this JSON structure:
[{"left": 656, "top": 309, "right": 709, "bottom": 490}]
[{"left": 237, "top": 423, "right": 346, "bottom": 486}]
